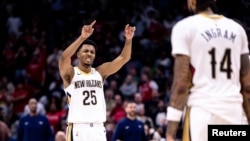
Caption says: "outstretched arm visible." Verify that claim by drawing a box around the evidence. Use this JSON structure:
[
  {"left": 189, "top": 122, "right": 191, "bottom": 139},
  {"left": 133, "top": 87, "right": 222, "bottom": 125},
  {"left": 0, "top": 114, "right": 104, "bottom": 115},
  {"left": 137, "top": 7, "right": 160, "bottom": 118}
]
[
  {"left": 240, "top": 54, "right": 250, "bottom": 124},
  {"left": 166, "top": 55, "right": 190, "bottom": 141},
  {"left": 97, "top": 24, "right": 136, "bottom": 79},
  {"left": 58, "top": 20, "right": 96, "bottom": 87}
]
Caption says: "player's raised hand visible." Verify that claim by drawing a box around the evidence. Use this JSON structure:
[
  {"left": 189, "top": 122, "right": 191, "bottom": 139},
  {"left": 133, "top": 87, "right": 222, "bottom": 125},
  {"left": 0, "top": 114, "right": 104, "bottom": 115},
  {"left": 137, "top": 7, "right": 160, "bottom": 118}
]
[
  {"left": 124, "top": 24, "right": 136, "bottom": 40},
  {"left": 81, "top": 20, "right": 96, "bottom": 39}
]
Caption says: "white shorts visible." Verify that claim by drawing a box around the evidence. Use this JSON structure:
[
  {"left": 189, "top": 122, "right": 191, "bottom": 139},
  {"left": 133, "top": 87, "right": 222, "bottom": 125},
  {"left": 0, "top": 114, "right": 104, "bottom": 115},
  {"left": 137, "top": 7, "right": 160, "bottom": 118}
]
[
  {"left": 66, "top": 123, "right": 107, "bottom": 141},
  {"left": 182, "top": 104, "right": 243, "bottom": 141},
  {"left": 241, "top": 110, "right": 248, "bottom": 125}
]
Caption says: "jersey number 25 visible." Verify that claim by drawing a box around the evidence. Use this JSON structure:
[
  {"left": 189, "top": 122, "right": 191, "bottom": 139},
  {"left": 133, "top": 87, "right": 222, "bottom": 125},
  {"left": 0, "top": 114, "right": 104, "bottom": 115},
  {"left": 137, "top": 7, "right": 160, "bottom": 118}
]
[{"left": 83, "top": 90, "right": 97, "bottom": 105}]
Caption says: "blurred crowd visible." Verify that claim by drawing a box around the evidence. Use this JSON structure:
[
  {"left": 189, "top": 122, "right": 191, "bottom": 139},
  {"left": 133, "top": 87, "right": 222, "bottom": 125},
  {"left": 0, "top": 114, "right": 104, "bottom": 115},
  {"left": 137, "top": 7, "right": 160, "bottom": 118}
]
[{"left": 0, "top": 0, "right": 249, "bottom": 140}]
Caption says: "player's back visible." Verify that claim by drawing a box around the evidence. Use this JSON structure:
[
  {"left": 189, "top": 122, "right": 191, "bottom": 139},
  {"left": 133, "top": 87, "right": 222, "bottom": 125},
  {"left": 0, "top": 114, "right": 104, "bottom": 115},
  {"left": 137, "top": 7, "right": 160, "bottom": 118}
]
[{"left": 172, "top": 13, "right": 249, "bottom": 105}]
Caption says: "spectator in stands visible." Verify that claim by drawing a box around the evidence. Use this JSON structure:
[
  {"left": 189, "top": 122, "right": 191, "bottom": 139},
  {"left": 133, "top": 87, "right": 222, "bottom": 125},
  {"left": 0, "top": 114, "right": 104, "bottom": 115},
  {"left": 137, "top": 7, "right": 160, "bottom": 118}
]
[
  {"left": 134, "top": 92, "right": 144, "bottom": 113},
  {"left": 144, "top": 122, "right": 162, "bottom": 141},
  {"left": 136, "top": 105, "right": 155, "bottom": 129},
  {"left": 46, "top": 97, "right": 63, "bottom": 134},
  {"left": 119, "top": 74, "right": 138, "bottom": 100},
  {"left": 155, "top": 100, "right": 167, "bottom": 128},
  {"left": 14, "top": 45, "right": 29, "bottom": 83},
  {"left": 25, "top": 49, "right": 46, "bottom": 94},
  {"left": 0, "top": 76, "right": 15, "bottom": 96},
  {"left": 105, "top": 88, "right": 116, "bottom": 118},
  {"left": 6, "top": 10, "right": 22, "bottom": 38},
  {"left": 46, "top": 47, "right": 63, "bottom": 82},
  {"left": 110, "top": 94, "right": 126, "bottom": 124},
  {"left": 11, "top": 80, "right": 31, "bottom": 117},
  {"left": 138, "top": 71, "right": 158, "bottom": 103},
  {"left": 107, "top": 79, "right": 121, "bottom": 95},
  {"left": 0, "top": 86, "right": 8, "bottom": 122}
]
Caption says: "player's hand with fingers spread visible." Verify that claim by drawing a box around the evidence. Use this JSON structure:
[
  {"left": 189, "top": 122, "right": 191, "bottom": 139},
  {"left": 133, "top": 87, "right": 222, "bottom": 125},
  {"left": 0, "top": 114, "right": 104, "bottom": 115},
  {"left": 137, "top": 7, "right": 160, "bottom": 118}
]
[
  {"left": 81, "top": 20, "right": 96, "bottom": 39},
  {"left": 124, "top": 24, "right": 136, "bottom": 40}
]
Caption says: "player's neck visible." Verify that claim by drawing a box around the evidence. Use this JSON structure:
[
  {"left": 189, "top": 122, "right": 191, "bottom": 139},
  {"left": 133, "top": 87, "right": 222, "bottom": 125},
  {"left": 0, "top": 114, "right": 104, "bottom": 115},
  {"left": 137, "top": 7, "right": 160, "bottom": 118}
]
[
  {"left": 199, "top": 8, "right": 214, "bottom": 15},
  {"left": 77, "top": 64, "right": 91, "bottom": 73}
]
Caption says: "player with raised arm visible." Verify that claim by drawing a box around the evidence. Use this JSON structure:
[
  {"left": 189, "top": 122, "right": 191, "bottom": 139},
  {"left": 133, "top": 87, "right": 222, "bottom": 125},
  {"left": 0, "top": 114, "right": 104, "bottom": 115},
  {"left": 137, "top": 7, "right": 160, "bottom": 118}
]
[
  {"left": 58, "top": 20, "right": 135, "bottom": 141},
  {"left": 166, "top": 0, "right": 250, "bottom": 141}
]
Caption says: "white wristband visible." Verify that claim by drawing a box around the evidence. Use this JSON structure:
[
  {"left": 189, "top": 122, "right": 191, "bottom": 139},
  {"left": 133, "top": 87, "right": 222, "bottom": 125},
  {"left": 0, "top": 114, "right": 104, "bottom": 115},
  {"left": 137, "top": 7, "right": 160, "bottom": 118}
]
[{"left": 166, "top": 106, "right": 183, "bottom": 122}]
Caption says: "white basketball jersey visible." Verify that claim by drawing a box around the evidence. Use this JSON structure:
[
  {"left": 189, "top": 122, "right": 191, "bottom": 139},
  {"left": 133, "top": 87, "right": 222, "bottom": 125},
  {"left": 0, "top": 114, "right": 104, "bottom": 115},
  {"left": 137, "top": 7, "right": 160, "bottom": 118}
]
[
  {"left": 171, "top": 14, "right": 249, "bottom": 117},
  {"left": 65, "top": 67, "right": 106, "bottom": 123}
]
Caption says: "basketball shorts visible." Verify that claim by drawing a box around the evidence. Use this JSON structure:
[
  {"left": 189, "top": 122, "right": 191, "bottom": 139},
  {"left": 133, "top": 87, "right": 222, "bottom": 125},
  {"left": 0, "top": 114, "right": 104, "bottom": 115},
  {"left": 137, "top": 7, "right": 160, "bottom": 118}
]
[
  {"left": 241, "top": 111, "right": 248, "bottom": 125},
  {"left": 66, "top": 123, "right": 107, "bottom": 141},
  {"left": 182, "top": 104, "right": 243, "bottom": 141}
]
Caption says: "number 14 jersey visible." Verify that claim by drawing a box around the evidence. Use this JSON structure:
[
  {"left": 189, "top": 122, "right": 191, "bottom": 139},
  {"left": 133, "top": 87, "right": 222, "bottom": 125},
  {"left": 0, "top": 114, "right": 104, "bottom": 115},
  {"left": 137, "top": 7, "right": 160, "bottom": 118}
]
[
  {"left": 171, "top": 14, "right": 249, "bottom": 117},
  {"left": 64, "top": 67, "right": 106, "bottom": 123}
]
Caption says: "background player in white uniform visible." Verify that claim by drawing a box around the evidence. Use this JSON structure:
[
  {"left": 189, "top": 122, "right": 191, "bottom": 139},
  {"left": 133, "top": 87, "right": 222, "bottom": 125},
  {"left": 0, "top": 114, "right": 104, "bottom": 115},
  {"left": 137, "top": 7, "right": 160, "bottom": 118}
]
[
  {"left": 58, "top": 20, "right": 135, "bottom": 141},
  {"left": 166, "top": 0, "right": 250, "bottom": 141}
]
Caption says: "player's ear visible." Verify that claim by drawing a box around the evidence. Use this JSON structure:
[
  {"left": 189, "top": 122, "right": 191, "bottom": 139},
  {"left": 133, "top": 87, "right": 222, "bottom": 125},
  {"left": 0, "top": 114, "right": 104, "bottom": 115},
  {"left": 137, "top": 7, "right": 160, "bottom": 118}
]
[
  {"left": 187, "top": 0, "right": 196, "bottom": 12},
  {"left": 76, "top": 50, "right": 80, "bottom": 58}
]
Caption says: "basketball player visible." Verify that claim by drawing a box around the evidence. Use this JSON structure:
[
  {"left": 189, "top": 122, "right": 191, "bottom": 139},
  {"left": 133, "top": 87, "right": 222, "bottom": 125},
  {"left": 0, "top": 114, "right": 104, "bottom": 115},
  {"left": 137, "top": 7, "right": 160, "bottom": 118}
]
[
  {"left": 166, "top": 0, "right": 250, "bottom": 141},
  {"left": 58, "top": 20, "right": 135, "bottom": 141}
]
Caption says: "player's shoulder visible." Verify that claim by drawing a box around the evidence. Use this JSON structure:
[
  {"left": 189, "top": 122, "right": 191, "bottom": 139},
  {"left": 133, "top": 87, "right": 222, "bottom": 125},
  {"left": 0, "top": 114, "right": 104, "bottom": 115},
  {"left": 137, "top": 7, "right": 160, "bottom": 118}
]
[
  {"left": 91, "top": 67, "right": 103, "bottom": 77},
  {"left": 221, "top": 16, "right": 245, "bottom": 29},
  {"left": 91, "top": 67, "right": 98, "bottom": 73},
  {"left": 172, "top": 15, "right": 198, "bottom": 30},
  {"left": 222, "top": 16, "right": 239, "bottom": 24}
]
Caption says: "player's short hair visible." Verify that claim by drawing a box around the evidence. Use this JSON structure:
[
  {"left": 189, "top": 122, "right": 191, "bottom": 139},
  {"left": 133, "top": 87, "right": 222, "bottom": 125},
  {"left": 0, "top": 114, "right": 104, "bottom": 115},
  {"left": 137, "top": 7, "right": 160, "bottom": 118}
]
[
  {"left": 196, "top": 0, "right": 217, "bottom": 13},
  {"left": 75, "top": 39, "right": 97, "bottom": 54}
]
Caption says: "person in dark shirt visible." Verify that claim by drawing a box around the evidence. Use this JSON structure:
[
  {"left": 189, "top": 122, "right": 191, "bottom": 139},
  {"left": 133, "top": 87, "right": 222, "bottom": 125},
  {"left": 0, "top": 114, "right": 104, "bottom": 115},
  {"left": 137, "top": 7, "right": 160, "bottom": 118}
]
[
  {"left": 17, "top": 98, "right": 54, "bottom": 141},
  {"left": 112, "top": 100, "right": 147, "bottom": 141}
]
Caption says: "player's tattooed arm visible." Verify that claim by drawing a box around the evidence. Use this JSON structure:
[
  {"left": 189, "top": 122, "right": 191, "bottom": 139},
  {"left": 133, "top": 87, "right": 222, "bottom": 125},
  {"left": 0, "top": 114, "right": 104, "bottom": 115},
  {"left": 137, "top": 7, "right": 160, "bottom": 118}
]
[
  {"left": 240, "top": 54, "right": 250, "bottom": 124},
  {"left": 169, "top": 55, "right": 190, "bottom": 111},
  {"left": 166, "top": 121, "right": 180, "bottom": 141},
  {"left": 167, "top": 55, "right": 190, "bottom": 138}
]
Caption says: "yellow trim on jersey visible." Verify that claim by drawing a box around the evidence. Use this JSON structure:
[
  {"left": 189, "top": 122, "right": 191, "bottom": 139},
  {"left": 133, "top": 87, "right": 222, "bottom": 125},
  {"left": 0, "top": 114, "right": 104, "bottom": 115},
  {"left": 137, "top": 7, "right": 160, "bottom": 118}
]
[
  {"left": 67, "top": 95, "right": 71, "bottom": 105},
  {"left": 67, "top": 123, "right": 73, "bottom": 141},
  {"left": 182, "top": 107, "right": 191, "bottom": 141},
  {"left": 75, "top": 67, "right": 93, "bottom": 75},
  {"left": 199, "top": 13, "right": 224, "bottom": 19}
]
